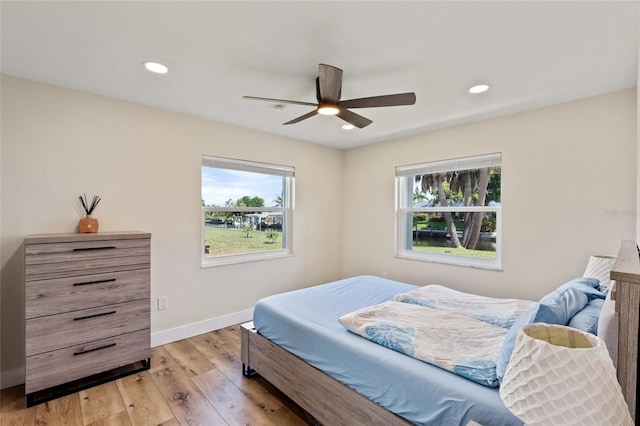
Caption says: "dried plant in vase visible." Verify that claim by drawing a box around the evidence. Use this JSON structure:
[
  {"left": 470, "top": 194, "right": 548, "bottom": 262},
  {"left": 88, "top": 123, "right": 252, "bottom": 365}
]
[{"left": 78, "top": 194, "right": 101, "bottom": 233}]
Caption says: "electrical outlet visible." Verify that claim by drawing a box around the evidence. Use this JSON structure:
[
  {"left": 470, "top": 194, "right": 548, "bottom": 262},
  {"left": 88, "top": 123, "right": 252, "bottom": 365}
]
[
  {"left": 158, "top": 296, "right": 168, "bottom": 310},
  {"left": 382, "top": 272, "right": 388, "bottom": 278}
]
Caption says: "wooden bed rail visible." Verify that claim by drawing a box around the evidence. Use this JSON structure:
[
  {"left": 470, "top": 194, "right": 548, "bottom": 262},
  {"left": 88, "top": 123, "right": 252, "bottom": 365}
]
[
  {"left": 610, "top": 239, "right": 640, "bottom": 421},
  {"left": 240, "top": 322, "right": 410, "bottom": 426}
]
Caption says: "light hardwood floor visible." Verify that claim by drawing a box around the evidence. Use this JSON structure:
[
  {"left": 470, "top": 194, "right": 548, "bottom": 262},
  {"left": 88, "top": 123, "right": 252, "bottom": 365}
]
[{"left": 0, "top": 324, "right": 313, "bottom": 426}]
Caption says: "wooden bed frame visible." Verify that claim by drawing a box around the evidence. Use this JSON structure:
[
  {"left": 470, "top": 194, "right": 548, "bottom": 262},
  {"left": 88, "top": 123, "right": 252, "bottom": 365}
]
[
  {"left": 610, "top": 240, "right": 640, "bottom": 421},
  {"left": 240, "top": 321, "right": 410, "bottom": 425},
  {"left": 241, "top": 240, "right": 640, "bottom": 424}
]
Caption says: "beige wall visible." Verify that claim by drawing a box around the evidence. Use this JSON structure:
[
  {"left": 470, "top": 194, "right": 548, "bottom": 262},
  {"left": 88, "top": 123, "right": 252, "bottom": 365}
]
[
  {"left": 342, "top": 89, "right": 637, "bottom": 301},
  {"left": 0, "top": 75, "right": 344, "bottom": 385}
]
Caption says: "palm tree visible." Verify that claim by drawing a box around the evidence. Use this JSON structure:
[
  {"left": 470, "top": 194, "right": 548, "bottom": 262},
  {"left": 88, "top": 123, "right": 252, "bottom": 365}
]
[
  {"left": 416, "top": 168, "right": 493, "bottom": 250},
  {"left": 413, "top": 187, "right": 427, "bottom": 204},
  {"left": 265, "top": 231, "right": 279, "bottom": 244},
  {"left": 418, "top": 173, "right": 462, "bottom": 248},
  {"left": 243, "top": 222, "right": 253, "bottom": 238},
  {"left": 459, "top": 168, "right": 490, "bottom": 249},
  {"left": 434, "top": 173, "right": 463, "bottom": 248}
]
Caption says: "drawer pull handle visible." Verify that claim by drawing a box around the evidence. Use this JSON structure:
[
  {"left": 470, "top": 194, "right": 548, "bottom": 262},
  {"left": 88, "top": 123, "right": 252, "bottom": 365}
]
[
  {"left": 73, "top": 343, "right": 116, "bottom": 356},
  {"left": 73, "top": 310, "right": 116, "bottom": 321},
  {"left": 73, "top": 246, "right": 116, "bottom": 252},
  {"left": 73, "top": 278, "right": 116, "bottom": 287}
]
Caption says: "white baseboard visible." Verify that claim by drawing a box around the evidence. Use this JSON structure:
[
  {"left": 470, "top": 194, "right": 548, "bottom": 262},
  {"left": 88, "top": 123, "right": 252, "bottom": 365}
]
[
  {"left": 1, "top": 366, "right": 24, "bottom": 390},
  {"left": 150, "top": 308, "right": 253, "bottom": 347},
  {"left": 1, "top": 309, "right": 253, "bottom": 389}
]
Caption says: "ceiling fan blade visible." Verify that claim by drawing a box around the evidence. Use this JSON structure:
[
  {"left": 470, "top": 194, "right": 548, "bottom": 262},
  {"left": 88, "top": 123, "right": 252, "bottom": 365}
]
[
  {"left": 318, "top": 64, "right": 343, "bottom": 103},
  {"left": 283, "top": 110, "right": 318, "bottom": 125},
  {"left": 340, "top": 92, "right": 416, "bottom": 109},
  {"left": 337, "top": 108, "right": 373, "bottom": 129},
  {"left": 243, "top": 96, "right": 317, "bottom": 107}
]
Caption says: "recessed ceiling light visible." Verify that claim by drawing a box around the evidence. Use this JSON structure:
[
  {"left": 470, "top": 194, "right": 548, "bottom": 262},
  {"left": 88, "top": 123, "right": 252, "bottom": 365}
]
[
  {"left": 469, "top": 84, "right": 490, "bottom": 94},
  {"left": 142, "top": 61, "right": 168, "bottom": 74},
  {"left": 342, "top": 124, "right": 355, "bottom": 130}
]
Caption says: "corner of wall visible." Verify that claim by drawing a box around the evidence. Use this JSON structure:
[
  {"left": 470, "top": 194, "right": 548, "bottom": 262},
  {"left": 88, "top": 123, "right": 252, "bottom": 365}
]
[{"left": 636, "top": 17, "right": 640, "bottom": 242}]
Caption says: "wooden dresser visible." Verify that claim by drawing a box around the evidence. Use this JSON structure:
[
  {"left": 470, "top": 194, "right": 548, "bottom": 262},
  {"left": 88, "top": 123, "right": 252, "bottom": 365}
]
[{"left": 24, "top": 231, "right": 151, "bottom": 406}]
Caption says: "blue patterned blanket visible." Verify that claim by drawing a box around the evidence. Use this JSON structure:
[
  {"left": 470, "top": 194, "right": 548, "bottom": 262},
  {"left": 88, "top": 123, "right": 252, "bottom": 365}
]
[{"left": 339, "top": 300, "right": 508, "bottom": 387}]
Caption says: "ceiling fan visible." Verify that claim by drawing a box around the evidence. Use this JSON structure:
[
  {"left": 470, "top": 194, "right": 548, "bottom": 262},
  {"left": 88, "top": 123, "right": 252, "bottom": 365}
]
[{"left": 243, "top": 64, "right": 417, "bottom": 129}]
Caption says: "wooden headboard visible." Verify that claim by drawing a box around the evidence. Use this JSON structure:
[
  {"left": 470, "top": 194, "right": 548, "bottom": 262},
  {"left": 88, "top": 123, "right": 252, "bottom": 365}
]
[{"left": 609, "top": 240, "right": 640, "bottom": 421}]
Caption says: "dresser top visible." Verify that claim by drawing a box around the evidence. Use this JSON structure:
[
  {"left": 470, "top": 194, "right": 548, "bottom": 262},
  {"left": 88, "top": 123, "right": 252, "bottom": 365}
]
[{"left": 25, "top": 231, "right": 151, "bottom": 245}]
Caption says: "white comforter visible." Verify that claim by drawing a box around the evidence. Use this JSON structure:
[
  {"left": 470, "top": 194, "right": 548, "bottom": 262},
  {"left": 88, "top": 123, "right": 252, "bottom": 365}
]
[{"left": 396, "top": 285, "right": 535, "bottom": 328}]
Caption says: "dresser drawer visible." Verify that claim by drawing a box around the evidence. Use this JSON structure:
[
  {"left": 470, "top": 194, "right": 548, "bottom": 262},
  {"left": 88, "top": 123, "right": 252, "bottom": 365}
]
[
  {"left": 25, "top": 269, "right": 149, "bottom": 319},
  {"left": 26, "top": 238, "right": 150, "bottom": 280},
  {"left": 26, "top": 300, "right": 150, "bottom": 356},
  {"left": 26, "top": 329, "right": 150, "bottom": 394}
]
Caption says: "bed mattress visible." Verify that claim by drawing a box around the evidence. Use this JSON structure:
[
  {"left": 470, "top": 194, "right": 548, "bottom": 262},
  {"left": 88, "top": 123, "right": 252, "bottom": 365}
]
[{"left": 253, "top": 275, "right": 522, "bottom": 426}]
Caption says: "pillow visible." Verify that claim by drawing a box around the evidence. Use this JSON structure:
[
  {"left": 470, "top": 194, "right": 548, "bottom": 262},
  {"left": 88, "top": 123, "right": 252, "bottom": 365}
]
[
  {"left": 583, "top": 255, "right": 616, "bottom": 293},
  {"left": 549, "top": 277, "right": 603, "bottom": 301},
  {"left": 496, "top": 305, "right": 539, "bottom": 382},
  {"left": 496, "top": 279, "right": 595, "bottom": 383},
  {"left": 568, "top": 298, "right": 605, "bottom": 334},
  {"left": 537, "top": 286, "right": 591, "bottom": 323},
  {"left": 560, "top": 277, "right": 606, "bottom": 334},
  {"left": 597, "top": 283, "right": 618, "bottom": 368}
]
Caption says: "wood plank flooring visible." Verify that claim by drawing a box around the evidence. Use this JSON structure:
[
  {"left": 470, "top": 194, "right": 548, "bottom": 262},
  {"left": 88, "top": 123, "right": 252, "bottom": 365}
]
[{"left": 0, "top": 325, "right": 313, "bottom": 426}]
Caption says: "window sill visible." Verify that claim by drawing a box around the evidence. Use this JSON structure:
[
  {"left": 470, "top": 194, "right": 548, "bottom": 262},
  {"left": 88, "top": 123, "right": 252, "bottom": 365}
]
[
  {"left": 201, "top": 250, "right": 293, "bottom": 268},
  {"left": 395, "top": 251, "right": 502, "bottom": 271}
]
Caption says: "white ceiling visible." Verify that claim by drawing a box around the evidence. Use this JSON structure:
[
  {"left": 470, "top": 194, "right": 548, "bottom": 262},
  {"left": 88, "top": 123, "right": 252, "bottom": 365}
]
[{"left": 1, "top": 1, "right": 639, "bottom": 149}]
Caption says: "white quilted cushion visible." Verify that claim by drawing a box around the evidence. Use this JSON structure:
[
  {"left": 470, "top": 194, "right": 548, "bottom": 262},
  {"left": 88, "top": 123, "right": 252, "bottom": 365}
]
[
  {"left": 499, "top": 323, "right": 632, "bottom": 426},
  {"left": 583, "top": 255, "right": 616, "bottom": 292}
]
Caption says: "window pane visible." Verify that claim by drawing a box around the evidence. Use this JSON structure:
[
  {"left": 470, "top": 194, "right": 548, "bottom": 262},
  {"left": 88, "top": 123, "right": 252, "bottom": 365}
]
[
  {"left": 412, "top": 167, "right": 501, "bottom": 208},
  {"left": 203, "top": 211, "right": 285, "bottom": 258},
  {"left": 202, "top": 167, "right": 285, "bottom": 208},
  {"left": 201, "top": 156, "right": 293, "bottom": 266},
  {"left": 410, "top": 211, "right": 497, "bottom": 259}
]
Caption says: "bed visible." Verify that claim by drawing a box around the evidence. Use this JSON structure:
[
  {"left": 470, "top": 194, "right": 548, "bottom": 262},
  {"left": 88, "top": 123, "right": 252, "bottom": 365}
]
[{"left": 241, "top": 241, "right": 639, "bottom": 425}]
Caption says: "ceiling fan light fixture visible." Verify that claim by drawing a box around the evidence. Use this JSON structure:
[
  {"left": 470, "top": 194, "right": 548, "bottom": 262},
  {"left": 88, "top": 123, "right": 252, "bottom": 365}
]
[
  {"left": 142, "top": 61, "right": 169, "bottom": 74},
  {"left": 244, "top": 64, "right": 416, "bottom": 128},
  {"left": 342, "top": 124, "right": 355, "bottom": 130},
  {"left": 317, "top": 104, "right": 340, "bottom": 116},
  {"left": 469, "top": 84, "right": 490, "bottom": 94}
]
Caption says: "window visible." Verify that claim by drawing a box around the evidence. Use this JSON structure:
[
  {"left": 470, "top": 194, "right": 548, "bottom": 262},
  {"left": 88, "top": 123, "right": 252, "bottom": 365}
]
[
  {"left": 396, "top": 153, "right": 502, "bottom": 269},
  {"left": 201, "top": 156, "right": 294, "bottom": 267}
]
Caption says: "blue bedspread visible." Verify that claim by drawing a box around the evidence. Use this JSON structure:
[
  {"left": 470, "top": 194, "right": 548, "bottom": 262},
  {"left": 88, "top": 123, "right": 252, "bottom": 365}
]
[{"left": 253, "top": 275, "right": 522, "bottom": 426}]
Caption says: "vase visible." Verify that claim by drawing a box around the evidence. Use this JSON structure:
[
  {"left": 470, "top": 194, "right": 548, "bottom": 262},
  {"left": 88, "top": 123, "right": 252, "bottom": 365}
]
[{"left": 79, "top": 214, "right": 99, "bottom": 233}]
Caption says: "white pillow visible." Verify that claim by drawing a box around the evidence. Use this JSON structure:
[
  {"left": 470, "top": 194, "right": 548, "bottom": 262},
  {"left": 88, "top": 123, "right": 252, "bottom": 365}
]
[{"left": 583, "top": 255, "right": 616, "bottom": 292}]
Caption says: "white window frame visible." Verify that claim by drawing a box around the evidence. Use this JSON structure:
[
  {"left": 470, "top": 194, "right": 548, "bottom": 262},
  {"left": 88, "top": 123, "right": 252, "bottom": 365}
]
[
  {"left": 395, "top": 153, "right": 502, "bottom": 270},
  {"left": 201, "top": 156, "right": 294, "bottom": 268}
]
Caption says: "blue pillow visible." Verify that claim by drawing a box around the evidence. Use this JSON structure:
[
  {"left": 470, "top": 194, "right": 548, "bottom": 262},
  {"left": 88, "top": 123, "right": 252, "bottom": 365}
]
[
  {"left": 536, "top": 286, "right": 590, "bottom": 323},
  {"left": 568, "top": 298, "right": 605, "bottom": 334},
  {"left": 495, "top": 304, "right": 538, "bottom": 382},
  {"left": 550, "top": 277, "right": 604, "bottom": 302},
  {"left": 496, "top": 279, "right": 595, "bottom": 383}
]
